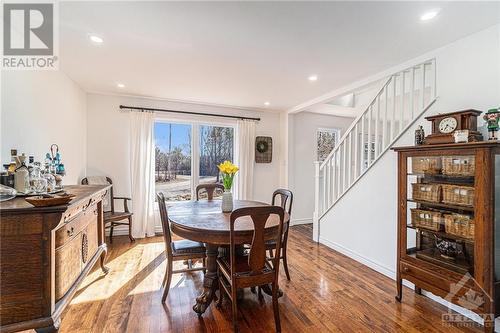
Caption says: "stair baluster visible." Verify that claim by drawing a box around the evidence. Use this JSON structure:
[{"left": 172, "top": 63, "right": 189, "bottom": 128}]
[{"left": 313, "top": 59, "right": 437, "bottom": 241}]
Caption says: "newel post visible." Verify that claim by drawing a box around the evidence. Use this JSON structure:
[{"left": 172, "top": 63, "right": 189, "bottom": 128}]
[{"left": 313, "top": 161, "right": 321, "bottom": 242}]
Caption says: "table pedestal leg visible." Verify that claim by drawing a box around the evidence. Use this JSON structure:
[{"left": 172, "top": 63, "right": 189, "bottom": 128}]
[
  {"left": 193, "top": 243, "right": 218, "bottom": 316},
  {"left": 260, "top": 284, "right": 284, "bottom": 298}
]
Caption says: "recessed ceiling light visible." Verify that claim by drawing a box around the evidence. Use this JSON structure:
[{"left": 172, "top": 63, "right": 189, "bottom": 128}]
[
  {"left": 117, "top": 83, "right": 125, "bottom": 88},
  {"left": 89, "top": 34, "right": 104, "bottom": 44},
  {"left": 308, "top": 75, "right": 318, "bottom": 82},
  {"left": 420, "top": 10, "right": 439, "bottom": 21},
  {"left": 264, "top": 101, "right": 270, "bottom": 106}
]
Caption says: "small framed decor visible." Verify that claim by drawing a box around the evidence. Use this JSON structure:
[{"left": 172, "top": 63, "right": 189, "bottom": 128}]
[
  {"left": 453, "top": 130, "right": 469, "bottom": 143},
  {"left": 317, "top": 128, "right": 340, "bottom": 162},
  {"left": 255, "top": 136, "right": 272, "bottom": 163}
]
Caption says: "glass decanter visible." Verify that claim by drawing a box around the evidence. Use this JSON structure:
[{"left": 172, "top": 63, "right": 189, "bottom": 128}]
[
  {"left": 43, "top": 172, "right": 56, "bottom": 192},
  {"left": 30, "top": 163, "right": 47, "bottom": 194}
]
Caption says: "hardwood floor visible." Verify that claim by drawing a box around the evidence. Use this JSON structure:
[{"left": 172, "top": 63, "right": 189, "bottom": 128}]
[{"left": 32, "top": 225, "right": 481, "bottom": 332}]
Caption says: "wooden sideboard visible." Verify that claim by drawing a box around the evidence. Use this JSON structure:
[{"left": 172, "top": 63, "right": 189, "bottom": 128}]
[{"left": 0, "top": 185, "right": 110, "bottom": 333}]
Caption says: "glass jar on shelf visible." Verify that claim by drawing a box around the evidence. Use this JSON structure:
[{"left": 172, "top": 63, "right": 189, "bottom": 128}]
[
  {"left": 43, "top": 172, "right": 56, "bottom": 192},
  {"left": 30, "top": 163, "right": 47, "bottom": 194}
]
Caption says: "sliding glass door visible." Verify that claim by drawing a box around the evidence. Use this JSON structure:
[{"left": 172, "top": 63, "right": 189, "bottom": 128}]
[
  {"left": 154, "top": 122, "right": 192, "bottom": 201},
  {"left": 199, "top": 125, "right": 234, "bottom": 199},
  {"left": 155, "top": 120, "right": 234, "bottom": 201}
]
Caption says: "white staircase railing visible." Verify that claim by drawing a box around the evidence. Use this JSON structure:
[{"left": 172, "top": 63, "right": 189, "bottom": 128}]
[{"left": 313, "top": 59, "right": 437, "bottom": 235}]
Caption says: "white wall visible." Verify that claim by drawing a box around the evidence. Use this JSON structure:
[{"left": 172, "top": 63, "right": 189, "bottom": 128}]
[
  {"left": 320, "top": 25, "right": 500, "bottom": 282},
  {"left": 279, "top": 111, "right": 289, "bottom": 188},
  {"left": 1, "top": 71, "right": 87, "bottom": 184},
  {"left": 86, "top": 93, "right": 283, "bottom": 225},
  {"left": 290, "top": 112, "right": 354, "bottom": 225}
]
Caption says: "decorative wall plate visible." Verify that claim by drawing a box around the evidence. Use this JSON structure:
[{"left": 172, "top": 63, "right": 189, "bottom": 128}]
[{"left": 255, "top": 136, "right": 272, "bottom": 163}]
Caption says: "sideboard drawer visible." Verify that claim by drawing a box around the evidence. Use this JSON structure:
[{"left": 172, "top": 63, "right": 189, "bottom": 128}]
[
  {"left": 401, "top": 261, "right": 449, "bottom": 292},
  {"left": 83, "top": 219, "right": 99, "bottom": 264},
  {"left": 400, "top": 260, "right": 483, "bottom": 309},
  {"left": 55, "top": 204, "right": 100, "bottom": 301},
  {"left": 55, "top": 204, "right": 98, "bottom": 248},
  {"left": 55, "top": 233, "right": 82, "bottom": 300}
]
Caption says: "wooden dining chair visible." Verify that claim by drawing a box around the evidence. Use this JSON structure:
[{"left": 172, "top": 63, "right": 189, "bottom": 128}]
[
  {"left": 157, "top": 192, "right": 207, "bottom": 302},
  {"left": 196, "top": 183, "right": 225, "bottom": 200},
  {"left": 266, "top": 189, "right": 293, "bottom": 280},
  {"left": 81, "top": 176, "right": 134, "bottom": 243},
  {"left": 216, "top": 206, "right": 285, "bottom": 332}
]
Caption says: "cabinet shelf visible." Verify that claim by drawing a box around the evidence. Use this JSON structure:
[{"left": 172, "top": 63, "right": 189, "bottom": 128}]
[
  {"left": 407, "top": 198, "right": 474, "bottom": 213},
  {"left": 406, "top": 224, "right": 474, "bottom": 244},
  {"left": 412, "top": 249, "right": 472, "bottom": 275},
  {"left": 407, "top": 173, "right": 474, "bottom": 186}
]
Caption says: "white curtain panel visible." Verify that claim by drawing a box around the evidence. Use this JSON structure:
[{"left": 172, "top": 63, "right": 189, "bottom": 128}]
[
  {"left": 130, "top": 111, "right": 156, "bottom": 238},
  {"left": 234, "top": 119, "right": 256, "bottom": 200}
]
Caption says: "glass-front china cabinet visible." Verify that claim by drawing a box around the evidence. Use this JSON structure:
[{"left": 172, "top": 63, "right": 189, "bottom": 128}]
[{"left": 393, "top": 142, "right": 500, "bottom": 333}]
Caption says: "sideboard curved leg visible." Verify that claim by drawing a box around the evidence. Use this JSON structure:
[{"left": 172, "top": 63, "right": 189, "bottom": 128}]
[
  {"left": 35, "top": 318, "right": 60, "bottom": 333},
  {"left": 100, "top": 245, "right": 110, "bottom": 274},
  {"left": 193, "top": 243, "right": 218, "bottom": 316}
]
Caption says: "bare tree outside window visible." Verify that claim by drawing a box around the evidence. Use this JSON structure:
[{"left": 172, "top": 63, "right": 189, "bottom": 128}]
[
  {"left": 154, "top": 122, "right": 234, "bottom": 201},
  {"left": 317, "top": 128, "right": 340, "bottom": 162},
  {"left": 198, "top": 125, "right": 234, "bottom": 199},
  {"left": 155, "top": 122, "right": 192, "bottom": 201},
  {"left": 199, "top": 125, "right": 234, "bottom": 184}
]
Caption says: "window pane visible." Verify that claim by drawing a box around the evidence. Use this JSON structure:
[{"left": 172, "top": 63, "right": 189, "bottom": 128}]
[
  {"left": 199, "top": 125, "right": 234, "bottom": 199},
  {"left": 155, "top": 122, "right": 192, "bottom": 201}
]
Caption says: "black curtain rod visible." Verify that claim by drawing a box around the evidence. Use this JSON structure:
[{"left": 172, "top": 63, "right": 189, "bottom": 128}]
[{"left": 119, "top": 105, "right": 260, "bottom": 121}]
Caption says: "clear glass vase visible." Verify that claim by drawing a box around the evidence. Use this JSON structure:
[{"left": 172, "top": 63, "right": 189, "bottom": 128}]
[{"left": 221, "top": 190, "right": 233, "bottom": 212}]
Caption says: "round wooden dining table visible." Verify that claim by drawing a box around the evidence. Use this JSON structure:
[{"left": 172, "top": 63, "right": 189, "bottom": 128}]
[{"left": 167, "top": 199, "right": 289, "bottom": 316}]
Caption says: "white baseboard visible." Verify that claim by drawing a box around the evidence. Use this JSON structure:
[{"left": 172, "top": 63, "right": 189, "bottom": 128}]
[
  {"left": 318, "top": 236, "right": 499, "bottom": 330},
  {"left": 105, "top": 225, "right": 128, "bottom": 236},
  {"left": 104, "top": 225, "right": 163, "bottom": 236},
  {"left": 290, "top": 218, "right": 312, "bottom": 226},
  {"left": 318, "top": 236, "right": 396, "bottom": 279}
]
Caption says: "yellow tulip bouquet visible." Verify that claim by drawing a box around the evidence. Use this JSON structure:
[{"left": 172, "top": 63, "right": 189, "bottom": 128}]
[{"left": 217, "top": 160, "right": 239, "bottom": 191}]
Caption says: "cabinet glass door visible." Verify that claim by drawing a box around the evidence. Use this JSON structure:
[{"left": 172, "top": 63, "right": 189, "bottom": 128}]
[{"left": 406, "top": 154, "right": 475, "bottom": 275}]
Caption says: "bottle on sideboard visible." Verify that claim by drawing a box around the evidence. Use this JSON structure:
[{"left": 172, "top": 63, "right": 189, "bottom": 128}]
[
  {"left": 14, "top": 154, "right": 30, "bottom": 194},
  {"left": 415, "top": 126, "right": 425, "bottom": 145},
  {"left": 27, "top": 155, "right": 35, "bottom": 175},
  {"left": 30, "top": 162, "right": 47, "bottom": 194},
  {"left": 7, "top": 149, "right": 17, "bottom": 174}
]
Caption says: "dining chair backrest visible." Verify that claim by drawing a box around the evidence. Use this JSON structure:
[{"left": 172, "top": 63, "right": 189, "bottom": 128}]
[
  {"left": 157, "top": 192, "right": 173, "bottom": 255},
  {"left": 271, "top": 189, "right": 293, "bottom": 216},
  {"left": 81, "top": 176, "right": 114, "bottom": 213},
  {"left": 229, "top": 206, "right": 285, "bottom": 277},
  {"left": 196, "top": 183, "right": 225, "bottom": 200}
]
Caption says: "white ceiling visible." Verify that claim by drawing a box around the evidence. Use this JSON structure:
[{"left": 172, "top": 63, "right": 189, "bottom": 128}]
[{"left": 59, "top": 1, "right": 500, "bottom": 112}]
